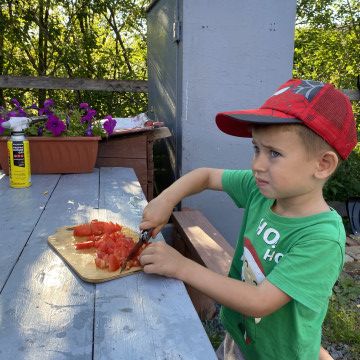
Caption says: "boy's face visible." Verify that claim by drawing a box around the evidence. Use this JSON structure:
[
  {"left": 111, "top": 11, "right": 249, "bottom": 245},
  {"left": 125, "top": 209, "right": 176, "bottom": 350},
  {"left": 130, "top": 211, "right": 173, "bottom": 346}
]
[{"left": 251, "top": 125, "right": 321, "bottom": 202}]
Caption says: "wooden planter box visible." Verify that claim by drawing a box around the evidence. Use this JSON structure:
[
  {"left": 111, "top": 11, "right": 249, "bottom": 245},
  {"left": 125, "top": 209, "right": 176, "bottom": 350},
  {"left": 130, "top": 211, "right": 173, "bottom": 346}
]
[
  {"left": 0, "top": 136, "right": 100, "bottom": 174},
  {"left": 96, "top": 127, "right": 171, "bottom": 200}
]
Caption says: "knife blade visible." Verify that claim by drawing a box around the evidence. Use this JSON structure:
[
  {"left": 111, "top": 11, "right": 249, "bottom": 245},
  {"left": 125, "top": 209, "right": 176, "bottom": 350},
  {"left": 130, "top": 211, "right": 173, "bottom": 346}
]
[{"left": 120, "top": 228, "right": 153, "bottom": 272}]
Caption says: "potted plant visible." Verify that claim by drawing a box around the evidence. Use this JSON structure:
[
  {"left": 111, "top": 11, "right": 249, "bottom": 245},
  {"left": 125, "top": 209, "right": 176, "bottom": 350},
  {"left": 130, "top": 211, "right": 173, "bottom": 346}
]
[{"left": 0, "top": 98, "right": 117, "bottom": 174}]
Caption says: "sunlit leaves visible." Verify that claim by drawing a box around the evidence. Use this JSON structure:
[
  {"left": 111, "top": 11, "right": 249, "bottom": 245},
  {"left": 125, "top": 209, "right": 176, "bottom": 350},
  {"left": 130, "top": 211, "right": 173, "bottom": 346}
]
[
  {"left": 295, "top": 0, "right": 360, "bottom": 200},
  {"left": 0, "top": 0, "right": 151, "bottom": 117}
]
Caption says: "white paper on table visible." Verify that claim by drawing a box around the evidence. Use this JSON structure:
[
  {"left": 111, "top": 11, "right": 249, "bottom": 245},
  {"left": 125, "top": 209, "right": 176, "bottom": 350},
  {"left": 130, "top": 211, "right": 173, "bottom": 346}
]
[{"left": 100, "top": 113, "right": 150, "bottom": 131}]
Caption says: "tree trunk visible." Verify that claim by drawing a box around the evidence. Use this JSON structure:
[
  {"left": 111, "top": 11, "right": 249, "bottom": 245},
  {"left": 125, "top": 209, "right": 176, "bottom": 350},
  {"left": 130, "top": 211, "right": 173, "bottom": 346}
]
[
  {"left": 0, "top": 7, "right": 5, "bottom": 105},
  {"left": 37, "top": 0, "right": 50, "bottom": 106}
]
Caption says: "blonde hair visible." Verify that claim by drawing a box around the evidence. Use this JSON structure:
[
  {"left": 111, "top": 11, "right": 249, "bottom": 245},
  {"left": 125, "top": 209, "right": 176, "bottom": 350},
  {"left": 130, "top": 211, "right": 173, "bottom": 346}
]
[{"left": 285, "top": 124, "right": 341, "bottom": 162}]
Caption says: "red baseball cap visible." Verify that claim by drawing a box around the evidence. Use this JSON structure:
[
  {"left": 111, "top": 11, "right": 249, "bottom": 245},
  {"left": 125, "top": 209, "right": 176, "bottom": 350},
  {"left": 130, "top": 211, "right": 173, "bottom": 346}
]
[{"left": 215, "top": 79, "right": 358, "bottom": 159}]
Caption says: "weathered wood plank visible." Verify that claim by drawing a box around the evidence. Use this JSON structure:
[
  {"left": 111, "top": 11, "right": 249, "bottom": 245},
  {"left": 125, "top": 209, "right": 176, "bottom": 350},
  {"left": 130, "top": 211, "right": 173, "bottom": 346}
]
[
  {"left": 95, "top": 158, "right": 149, "bottom": 198},
  {"left": 0, "top": 75, "right": 148, "bottom": 93},
  {"left": 172, "top": 209, "right": 235, "bottom": 320},
  {"left": 96, "top": 134, "right": 150, "bottom": 198},
  {"left": 93, "top": 167, "right": 217, "bottom": 360},
  {"left": 146, "top": 126, "right": 172, "bottom": 141},
  {"left": 0, "top": 168, "right": 217, "bottom": 359},
  {"left": 0, "top": 171, "right": 101, "bottom": 359},
  {"left": 0, "top": 75, "right": 357, "bottom": 100},
  {"left": 0, "top": 174, "right": 60, "bottom": 290},
  {"left": 172, "top": 209, "right": 234, "bottom": 275},
  {"left": 97, "top": 134, "right": 148, "bottom": 159}
]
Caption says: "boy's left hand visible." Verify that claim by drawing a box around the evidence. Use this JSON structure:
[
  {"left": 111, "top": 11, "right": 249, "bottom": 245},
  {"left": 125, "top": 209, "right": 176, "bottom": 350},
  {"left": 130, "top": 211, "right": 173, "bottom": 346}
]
[{"left": 139, "top": 241, "right": 188, "bottom": 279}]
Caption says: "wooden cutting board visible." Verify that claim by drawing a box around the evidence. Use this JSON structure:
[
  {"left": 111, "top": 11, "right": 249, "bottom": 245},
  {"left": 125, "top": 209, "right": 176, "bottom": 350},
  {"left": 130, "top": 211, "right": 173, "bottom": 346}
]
[{"left": 48, "top": 226, "right": 142, "bottom": 283}]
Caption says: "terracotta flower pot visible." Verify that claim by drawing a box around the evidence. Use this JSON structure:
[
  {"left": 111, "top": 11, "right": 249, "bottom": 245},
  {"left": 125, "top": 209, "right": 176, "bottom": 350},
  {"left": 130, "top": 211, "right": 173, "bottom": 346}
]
[{"left": 0, "top": 136, "right": 101, "bottom": 174}]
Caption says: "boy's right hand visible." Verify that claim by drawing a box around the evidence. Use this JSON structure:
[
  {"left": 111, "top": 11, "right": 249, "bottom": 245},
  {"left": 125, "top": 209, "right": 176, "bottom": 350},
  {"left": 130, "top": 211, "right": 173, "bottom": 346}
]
[
  {"left": 139, "top": 168, "right": 224, "bottom": 238},
  {"left": 139, "top": 195, "right": 174, "bottom": 238}
]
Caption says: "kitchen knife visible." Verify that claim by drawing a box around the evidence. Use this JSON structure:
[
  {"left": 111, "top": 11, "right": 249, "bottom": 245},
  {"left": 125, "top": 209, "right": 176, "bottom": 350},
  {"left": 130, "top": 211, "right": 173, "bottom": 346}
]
[{"left": 120, "top": 228, "right": 153, "bottom": 272}]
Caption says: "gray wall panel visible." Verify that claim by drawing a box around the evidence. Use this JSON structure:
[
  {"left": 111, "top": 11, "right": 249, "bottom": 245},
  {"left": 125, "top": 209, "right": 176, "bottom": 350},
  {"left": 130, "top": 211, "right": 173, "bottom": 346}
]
[{"left": 148, "top": 0, "right": 297, "bottom": 246}]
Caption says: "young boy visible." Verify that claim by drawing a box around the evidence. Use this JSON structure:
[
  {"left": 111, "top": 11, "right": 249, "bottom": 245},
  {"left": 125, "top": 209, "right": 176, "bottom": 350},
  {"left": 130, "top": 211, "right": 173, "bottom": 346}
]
[{"left": 139, "top": 79, "right": 358, "bottom": 360}]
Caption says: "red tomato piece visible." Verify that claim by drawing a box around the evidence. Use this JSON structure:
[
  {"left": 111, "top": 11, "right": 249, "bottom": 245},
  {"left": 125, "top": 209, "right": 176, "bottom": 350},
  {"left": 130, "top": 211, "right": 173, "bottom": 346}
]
[
  {"left": 108, "top": 254, "right": 121, "bottom": 271},
  {"left": 73, "top": 220, "right": 123, "bottom": 238},
  {"left": 73, "top": 223, "right": 92, "bottom": 237},
  {"left": 95, "top": 257, "right": 107, "bottom": 269},
  {"left": 88, "top": 234, "right": 103, "bottom": 242},
  {"left": 73, "top": 220, "right": 150, "bottom": 272},
  {"left": 103, "top": 222, "right": 122, "bottom": 234},
  {"left": 89, "top": 220, "right": 105, "bottom": 235},
  {"left": 74, "top": 240, "right": 95, "bottom": 250}
]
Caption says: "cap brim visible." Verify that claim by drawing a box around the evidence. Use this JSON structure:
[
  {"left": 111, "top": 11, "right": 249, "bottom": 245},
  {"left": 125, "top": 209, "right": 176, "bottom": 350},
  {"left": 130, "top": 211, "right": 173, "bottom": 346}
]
[{"left": 215, "top": 108, "right": 301, "bottom": 137}]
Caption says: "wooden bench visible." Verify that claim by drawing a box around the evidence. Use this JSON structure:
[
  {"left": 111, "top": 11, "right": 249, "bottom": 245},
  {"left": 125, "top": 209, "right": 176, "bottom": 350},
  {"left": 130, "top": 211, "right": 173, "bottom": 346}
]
[{"left": 171, "top": 209, "right": 235, "bottom": 320}]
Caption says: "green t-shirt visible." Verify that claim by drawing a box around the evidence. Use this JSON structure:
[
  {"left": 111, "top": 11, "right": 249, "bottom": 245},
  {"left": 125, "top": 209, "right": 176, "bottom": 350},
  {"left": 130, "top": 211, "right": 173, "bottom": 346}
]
[{"left": 220, "top": 170, "right": 345, "bottom": 360}]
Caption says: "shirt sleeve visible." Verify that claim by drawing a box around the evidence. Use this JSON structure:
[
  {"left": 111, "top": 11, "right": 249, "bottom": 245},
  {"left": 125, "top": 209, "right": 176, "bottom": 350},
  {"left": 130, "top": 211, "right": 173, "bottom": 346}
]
[
  {"left": 267, "top": 238, "right": 343, "bottom": 313},
  {"left": 222, "top": 169, "right": 256, "bottom": 208}
]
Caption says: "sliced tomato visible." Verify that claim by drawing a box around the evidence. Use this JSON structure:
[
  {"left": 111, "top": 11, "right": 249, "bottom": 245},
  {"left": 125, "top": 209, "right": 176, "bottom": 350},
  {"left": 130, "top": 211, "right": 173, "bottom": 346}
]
[
  {"left": 73, "top": 220, "right": 123, "bottom": 237},
  {"left": 73, "top": 223, "right": 92, "bottom": 237},
  {"left": 89, "top": 220, "right": 103, "bottom": 235},
  {"left": 113, "top": 247, "right": 129, "bottom": 259},
  {"left": 103, "top": 221, "right": 122, "bottom": 234},
  {"left": 74, "top": 220, "right": 150, "bottom": 272},
  {"left": 95, "top": 257, "right": 107, "bottom": 269},
  {"left": 108, "top": 254, "right": 121, "bottom": 271},
  {"left": 74, "top": 240, "right": 95, "bottom": 250}
]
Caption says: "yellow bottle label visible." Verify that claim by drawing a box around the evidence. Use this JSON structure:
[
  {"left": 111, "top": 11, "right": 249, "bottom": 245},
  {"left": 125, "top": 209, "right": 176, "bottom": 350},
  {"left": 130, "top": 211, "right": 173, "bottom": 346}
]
[{"left": 8, "top": 140, "right": 31, "bottom": 188}]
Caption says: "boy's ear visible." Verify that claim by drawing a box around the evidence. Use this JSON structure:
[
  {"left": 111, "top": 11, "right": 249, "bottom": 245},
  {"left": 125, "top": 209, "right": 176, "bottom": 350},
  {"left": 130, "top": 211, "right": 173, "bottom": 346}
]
[{"left": 314, "top": 151, "right": 339, "bottom": 180}]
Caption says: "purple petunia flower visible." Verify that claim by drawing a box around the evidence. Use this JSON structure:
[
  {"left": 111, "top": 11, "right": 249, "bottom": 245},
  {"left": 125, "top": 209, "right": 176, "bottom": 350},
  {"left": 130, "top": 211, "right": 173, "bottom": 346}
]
[
  {"left": 39, "top": 106, "right": 54, "bottom": 116},
  {"left": 0, "top": 116, "right": 6, "bottom": 135},
  {"left": 81, "top": 108, "right": 97, "bottom": 123},
  {"left": 8, "top": 108, "right": 27, "bottom": 117},
  {"left": 103, "top": 115, "right": 116, "bottom": 135},
  {"left": 81, "top": 114, "right": 89, "bottom": 123},
  {"left": 45, "top": 114, "right": 66, "bottom": 136},
  {"left": 85, "top": 125, "right": 93, "bottom": 137},
  {"left": 79, "top": 103, "right": 89, "bottom": 109},
  {"left": 7, "top": 110, "right": 19, "bottom": 117},
  {"left": 43, "top": 99, "right": 55, "bottom": 108},
  {"left": 37, "top": 126, "right": 44, "bottom": 136},
  {"left": 65, "top": 114, "right": 70, "bottom": 128},
  {"left": 10, "top": 98, "right": 21, "bottom": 108},
  {"left": 39, "top": 99, "right": 55, "bottom": 116}
]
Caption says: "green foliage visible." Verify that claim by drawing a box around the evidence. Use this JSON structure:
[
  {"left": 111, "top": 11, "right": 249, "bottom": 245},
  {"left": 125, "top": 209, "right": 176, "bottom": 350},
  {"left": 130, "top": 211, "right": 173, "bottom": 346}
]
[
  {"left": 0, "top": 0, "right": 151, "bottom": 115},
  {"left": 323, "top": 273, "right": 360, "bottom": 358},
  {"left": 202, "top": 314, "right": 225, "bottom": 350},
  {"left": 25, "top": 122, "right": 48, "bottom": 137},
  {"left": 55, "top": 108, "right": 105, "bottom": 138},
  {"left": 324, "top": 145, "right": 360, "bottom": 201},
  {"left": 295, "top": 0, "right": 360, "bottom": 201}
]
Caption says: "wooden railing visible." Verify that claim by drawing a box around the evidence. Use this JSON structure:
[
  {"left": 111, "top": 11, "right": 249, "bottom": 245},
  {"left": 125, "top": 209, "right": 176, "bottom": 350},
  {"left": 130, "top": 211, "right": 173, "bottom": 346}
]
[
  {"left": 0, "top": 75, "right": 147, "bottom": 93},
  {"left": 0, "top": 75, "right": 359, "bottom": 100}
]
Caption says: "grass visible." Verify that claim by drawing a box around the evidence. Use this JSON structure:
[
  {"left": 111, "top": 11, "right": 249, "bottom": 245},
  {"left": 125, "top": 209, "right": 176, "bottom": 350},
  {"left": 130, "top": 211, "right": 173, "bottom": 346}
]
[
  {"left": 203, "top": 272, "right": 360, "bottom": 358},
  {"left": 202, "top": 314, "right": 225, "bottom": 350},
  {"left": 322, "top": 272, "right": 360, "bottom": 359}
]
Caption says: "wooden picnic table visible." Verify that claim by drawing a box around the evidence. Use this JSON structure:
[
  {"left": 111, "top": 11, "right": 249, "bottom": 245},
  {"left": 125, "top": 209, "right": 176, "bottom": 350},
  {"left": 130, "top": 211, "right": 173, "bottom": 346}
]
[{"left": 0, "top": 167, "right": 217, "bottom": 360}]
